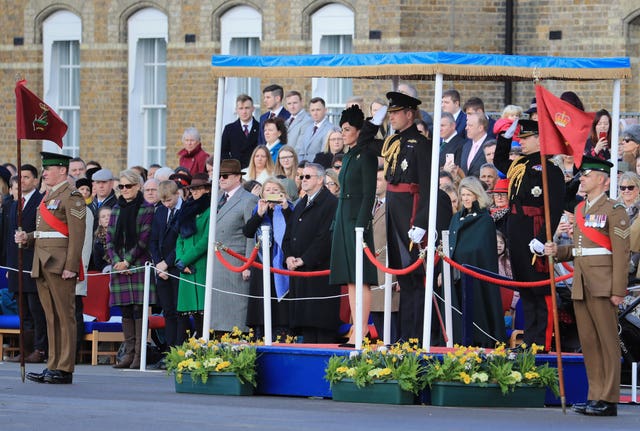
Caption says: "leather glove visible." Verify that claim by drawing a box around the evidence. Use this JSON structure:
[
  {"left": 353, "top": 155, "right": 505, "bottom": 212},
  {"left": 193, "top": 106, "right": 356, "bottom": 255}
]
[
  {"left": 408, "top": 226, "right": 426, "bottom": 244},
  {"left": 504, "top": 118, "right": 519, "bottom": 139},
  {"left": 371, "top": 105, "right": 388, "bottom": 126},
  {"left": 528, "top": 238, "right": 545, "bottom": 256}
]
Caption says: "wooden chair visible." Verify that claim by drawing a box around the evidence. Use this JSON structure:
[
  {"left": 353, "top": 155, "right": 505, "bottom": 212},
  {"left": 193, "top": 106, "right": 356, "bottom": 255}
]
[{"left": 82, "top": 272, "right": 123, "bottom": 365}]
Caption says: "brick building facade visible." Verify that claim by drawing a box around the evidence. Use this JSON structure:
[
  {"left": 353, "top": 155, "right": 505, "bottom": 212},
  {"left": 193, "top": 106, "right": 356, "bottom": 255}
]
[{"left": 0, "top": 0, "right": 639, "bottom": 172}]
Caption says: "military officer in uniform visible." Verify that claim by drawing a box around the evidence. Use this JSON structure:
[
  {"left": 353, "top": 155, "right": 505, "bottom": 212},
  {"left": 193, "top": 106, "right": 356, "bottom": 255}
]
[
  {"left": 381, "top": 91, "right": 431, "bottom": 341},
  {"left": 493, "top": 119, "right": 564, "bottom": 350},
  {"left": 545, "top": 157, "right": 629, "bottom": 417},
  {"left": 16, "top": 152, "right": 86, "bottom": 384}
]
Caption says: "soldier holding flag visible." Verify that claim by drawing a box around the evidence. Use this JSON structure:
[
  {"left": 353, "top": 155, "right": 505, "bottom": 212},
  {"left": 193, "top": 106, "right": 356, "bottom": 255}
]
[{"left": 494, "top": 119, "right": 565, "bottom": 350}]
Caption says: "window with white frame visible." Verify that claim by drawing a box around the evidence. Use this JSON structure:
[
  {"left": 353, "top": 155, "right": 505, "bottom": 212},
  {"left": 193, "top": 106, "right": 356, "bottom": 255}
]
[
  {"left": 220, "top": 6, "right": 262, "bottom": 126},
  {"left": 312, "top": 4, "right": 354, "bottom": 123},
  {"left": 128, "top": 8, "right": 167, "bottom": 167},
  {"left": 43, "top": 11, "right": 81, "bottom": 155}
]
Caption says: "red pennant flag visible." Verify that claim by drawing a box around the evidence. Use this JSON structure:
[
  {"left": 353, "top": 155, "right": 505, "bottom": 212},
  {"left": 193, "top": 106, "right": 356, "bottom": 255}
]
[
  {"left": 535, "top": 84, "right": 594, "bottom": 168},
  {"left": 15, "top": 79, "right": 68, "bottom": 148}
]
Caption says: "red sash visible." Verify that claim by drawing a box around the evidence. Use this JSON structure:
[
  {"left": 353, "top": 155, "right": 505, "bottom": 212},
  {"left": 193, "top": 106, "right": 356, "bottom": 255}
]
[
  {"left": 575, "top": 201, "right": 612, "bottom": 251},
  {"left": 38, "top": 199, "right": 85, "bottom": 281}
]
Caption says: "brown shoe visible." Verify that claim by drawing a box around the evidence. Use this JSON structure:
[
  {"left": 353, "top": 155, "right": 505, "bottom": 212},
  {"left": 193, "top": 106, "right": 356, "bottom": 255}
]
[{"left": 24, "top": 350, "right": 46, "bottom": 363}]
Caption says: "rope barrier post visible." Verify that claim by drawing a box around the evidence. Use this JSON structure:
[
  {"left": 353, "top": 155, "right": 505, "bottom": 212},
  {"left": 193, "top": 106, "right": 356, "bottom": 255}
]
[
  {"left": 383, "top": 253, "right": 392, "bottom": 345},
  {"left": 355, "top": 227, "right": 364, "bottom": 349},
  {"left": 442, "top": 230, "right": 454, "bottom": 347},
  {"left": 261, "top": 226, "right": 273, "bottom": 346},
  {"left": 140, "top": 262, "right": 151, "bottom": 371}
]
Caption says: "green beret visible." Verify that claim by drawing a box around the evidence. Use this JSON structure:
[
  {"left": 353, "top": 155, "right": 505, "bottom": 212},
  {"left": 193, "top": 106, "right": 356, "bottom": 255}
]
[
  {"left": 40, "top": 151, "right": 72, "bottom": 167},
  {"left": 579, "top": 155, "right": 613, "bottom": 176}
]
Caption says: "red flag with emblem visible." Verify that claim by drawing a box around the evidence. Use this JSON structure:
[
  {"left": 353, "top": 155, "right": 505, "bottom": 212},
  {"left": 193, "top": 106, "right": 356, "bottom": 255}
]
[
  {"left": 535, "top": 84, "right": 594, "bottom": 168},
  {"left": 15, "top": 79, "right": 68, "bottom": 148}
]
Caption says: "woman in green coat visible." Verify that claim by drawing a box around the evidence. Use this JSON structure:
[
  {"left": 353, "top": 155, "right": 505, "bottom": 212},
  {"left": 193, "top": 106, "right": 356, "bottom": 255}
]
[
  {"left": 175, "top": 174, "right": 211, "bottom": 337},
  {"left": 330, "top": 105, "right": 380, "bottom": 345}
]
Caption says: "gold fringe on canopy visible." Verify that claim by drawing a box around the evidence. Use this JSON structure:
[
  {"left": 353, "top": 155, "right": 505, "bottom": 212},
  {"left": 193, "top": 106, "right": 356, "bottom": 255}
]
[{"left": 211, "top": 64, "right": 631, "bottom": 82}]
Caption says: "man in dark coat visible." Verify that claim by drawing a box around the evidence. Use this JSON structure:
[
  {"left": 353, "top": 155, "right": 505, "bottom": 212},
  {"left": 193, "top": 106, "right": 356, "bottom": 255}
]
[
  {"left": 258, "top": 84, "right": 290, "bottom": 147},
  {"left": 6, "top": 164, "right": 46, "bottom": 363},
  {"left": 381, "top": 91, "right": 431, "bottom": 342},
  {"left": 221, "top": 94, "right": 260, "bottom": 169},
  {"left": 494, "top": 119, "right": 564, "bottom": 350},
  {"left": 283, "top": 162, "right": 339, "bottom": 343}
]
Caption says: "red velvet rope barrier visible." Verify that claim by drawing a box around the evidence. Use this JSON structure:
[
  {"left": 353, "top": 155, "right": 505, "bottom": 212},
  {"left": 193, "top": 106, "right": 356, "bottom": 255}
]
[
  {"left": 441, "top": 253, "right": 573, "bottom": 288},
  {"left": 215, "top": 246, "right": 260, "bottom": 273},
  {"left": 362, "top": 244, "right": 433, "bottom": 275},
  {"left": 220, "top": 246, "right": 331, "bottom": 277}
]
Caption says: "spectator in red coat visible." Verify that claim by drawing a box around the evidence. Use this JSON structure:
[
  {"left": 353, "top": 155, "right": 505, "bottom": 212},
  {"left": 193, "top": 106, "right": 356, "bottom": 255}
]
[{"left": 178, "top": 127, "right": 210, "bottom": 175}]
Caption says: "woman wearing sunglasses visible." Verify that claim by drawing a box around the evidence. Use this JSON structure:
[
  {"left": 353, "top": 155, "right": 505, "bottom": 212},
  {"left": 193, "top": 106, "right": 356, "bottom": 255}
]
[
  {"left": 107, "top": 169, "right": 155, "bottom": 368},
  {"left": 621, "top": 125, "right": 640, "bottom": 168},
  {"left": 617, "top": 172, "right": 640, "bottom": 223}
]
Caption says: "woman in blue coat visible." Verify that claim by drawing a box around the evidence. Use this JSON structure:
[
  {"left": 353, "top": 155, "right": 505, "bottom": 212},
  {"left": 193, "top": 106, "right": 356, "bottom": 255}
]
[
  {"left": 448, "top": 176, "right": 505, "bottom": 347},
  {"left": 329, "top": 105, "right": 380, "bottom": 345}
]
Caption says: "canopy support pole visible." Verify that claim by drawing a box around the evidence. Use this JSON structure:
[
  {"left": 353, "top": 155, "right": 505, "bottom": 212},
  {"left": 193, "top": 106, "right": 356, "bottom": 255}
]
[
  {"left": 203, "top": 77, "right": 226, "bottom": 341},
  {"left": 610, "top": 79, "right": 621, "bottom": 199},
  {"left": 422, "top": 73, "right": 444, "bottom": 351}
]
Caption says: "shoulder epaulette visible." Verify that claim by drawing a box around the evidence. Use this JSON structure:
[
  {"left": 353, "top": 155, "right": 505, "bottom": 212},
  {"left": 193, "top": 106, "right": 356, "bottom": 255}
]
[
  {"left": 613, "top": 202, "right": 626, "bottom": 209},
  {"left": 70, "top": 190, "right": 83, "bottom": 197}
]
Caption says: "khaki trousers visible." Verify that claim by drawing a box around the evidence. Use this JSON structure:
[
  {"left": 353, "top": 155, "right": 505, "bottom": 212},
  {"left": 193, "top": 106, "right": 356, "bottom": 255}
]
[{"left": 36, "top": 270, "right": 77, "bottom": 373}]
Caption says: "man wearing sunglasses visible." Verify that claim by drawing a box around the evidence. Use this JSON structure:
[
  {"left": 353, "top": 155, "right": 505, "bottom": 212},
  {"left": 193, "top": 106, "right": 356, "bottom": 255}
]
[
  {"left": 211, "top": 159, "right": 258, "bottom": 335},
  {"left": 16, "top": 152, "right": 86, "bottom": 384}
]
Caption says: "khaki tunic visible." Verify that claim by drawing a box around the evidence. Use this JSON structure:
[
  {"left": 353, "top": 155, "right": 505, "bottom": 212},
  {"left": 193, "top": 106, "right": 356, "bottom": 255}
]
[
  {"left": 27, "top": 182, "right": 86, "bottom": 373},
  {"left": 556, "top": 196, "right": 629, "bottom": 403}
]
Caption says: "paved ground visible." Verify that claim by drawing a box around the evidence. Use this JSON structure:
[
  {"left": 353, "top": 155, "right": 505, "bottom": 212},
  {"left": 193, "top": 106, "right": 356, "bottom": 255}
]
[{"left": 0, "top": 361, "right": 638, "bottom": 431}]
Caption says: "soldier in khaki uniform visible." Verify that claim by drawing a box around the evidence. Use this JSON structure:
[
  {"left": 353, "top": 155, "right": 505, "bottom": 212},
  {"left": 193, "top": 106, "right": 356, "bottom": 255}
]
[
  {"left": 545, "top": 156, "right": 629, "bottom": 417},
  {"left": 16, "top": 152, "right": 86, "bottom": 384}
]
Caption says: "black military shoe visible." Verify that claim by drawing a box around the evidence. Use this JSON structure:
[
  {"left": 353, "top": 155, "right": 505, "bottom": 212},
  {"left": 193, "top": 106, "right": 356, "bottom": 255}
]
[
  {"left": 26, "top": 368, "right": 51, "bottom": 384},
  {"left": 572, "top": 400, "right": 595, "bottom": 415},
  {"left": 585, "top": 400, "right": 617, "bottom": 417},
  {"left": 44, "top": 370, "right": 73, "bottom": 384}
]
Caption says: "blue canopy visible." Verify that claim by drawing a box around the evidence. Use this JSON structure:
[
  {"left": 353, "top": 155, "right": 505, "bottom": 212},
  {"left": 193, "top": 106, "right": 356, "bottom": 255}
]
[{"left": 211, "top": 51, "right": 631, "bottom": 81}]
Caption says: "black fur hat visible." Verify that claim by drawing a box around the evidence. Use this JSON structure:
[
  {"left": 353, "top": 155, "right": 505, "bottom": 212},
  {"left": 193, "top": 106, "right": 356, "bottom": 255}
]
[{"left": 339, "top": 105, "right": 365, "bottom": 129}]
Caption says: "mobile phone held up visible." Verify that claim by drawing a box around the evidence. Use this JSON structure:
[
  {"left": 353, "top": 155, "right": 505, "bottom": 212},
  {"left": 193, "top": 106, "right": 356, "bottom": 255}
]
[{"left": 599, "top": 131, "right": 607, "bottom": 141}]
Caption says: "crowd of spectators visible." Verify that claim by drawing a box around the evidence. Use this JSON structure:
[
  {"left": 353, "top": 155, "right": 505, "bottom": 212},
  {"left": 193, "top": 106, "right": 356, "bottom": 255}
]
[{"left": 2, "top": 82, "right": 640, "bottom": 362}]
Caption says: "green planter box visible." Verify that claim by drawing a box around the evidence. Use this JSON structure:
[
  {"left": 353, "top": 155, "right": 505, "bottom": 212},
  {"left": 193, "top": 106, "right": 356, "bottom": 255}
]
[
  {"left": 430, "top": 382, "right": 546, "bottom": 407},
  {"left": 331, "top": 380, "right": 415, "bottom": 405},
  {"left": 174, "top": 372, "right": 254, "bottom": 396}
]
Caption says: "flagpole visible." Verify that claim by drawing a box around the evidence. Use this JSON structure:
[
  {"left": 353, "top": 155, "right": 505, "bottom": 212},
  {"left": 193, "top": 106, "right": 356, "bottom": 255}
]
[
  {"left": 16, "top": 135, "right": 25, "bottom": 383},
  {"left": 540, "top": 158, "right": 566, "bottom": 413}
]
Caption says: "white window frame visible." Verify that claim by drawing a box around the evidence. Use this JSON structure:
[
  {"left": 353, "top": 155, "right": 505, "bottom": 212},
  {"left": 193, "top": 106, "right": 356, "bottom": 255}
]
[
  {"left": 312, "top": 4, "right": 354, "bottom": 123},
  {"left": 43, "top": 11, "right": 81, "bottom": 155},
  {"left": 128, "top": 8, "right": 168, "bottom": 168},
  {"left": 220, "top": 6, "right": 262, "bottom": 127}
]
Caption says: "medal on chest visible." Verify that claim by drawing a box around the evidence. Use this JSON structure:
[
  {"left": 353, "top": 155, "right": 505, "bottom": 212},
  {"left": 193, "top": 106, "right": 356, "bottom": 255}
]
[
  {"left": 585, "top": 214, "right": 607, "bottom": 228},
  {"left": 530, "top": 186, "right": 542, "bottom": 198},
  {"left": 400, "top": 159, "right": 408, "bottom": 171},
  {"left": 47, "top": 199, "right": 60, "bottom": 210}
]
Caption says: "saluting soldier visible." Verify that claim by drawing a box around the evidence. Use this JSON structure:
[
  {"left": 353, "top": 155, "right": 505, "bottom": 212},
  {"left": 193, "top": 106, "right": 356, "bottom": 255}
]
[
  {"left": 545, "top": 157, "right": 629, "bottom": 417},
  {"left": 381, "top": 91, "right": 431, "bottom": 341},
  {"left": 16, "top": 152, "right": 86, "bottom": 384},
  {"left": 493, "top": 119, "right": 565, "bottom": 350}
]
